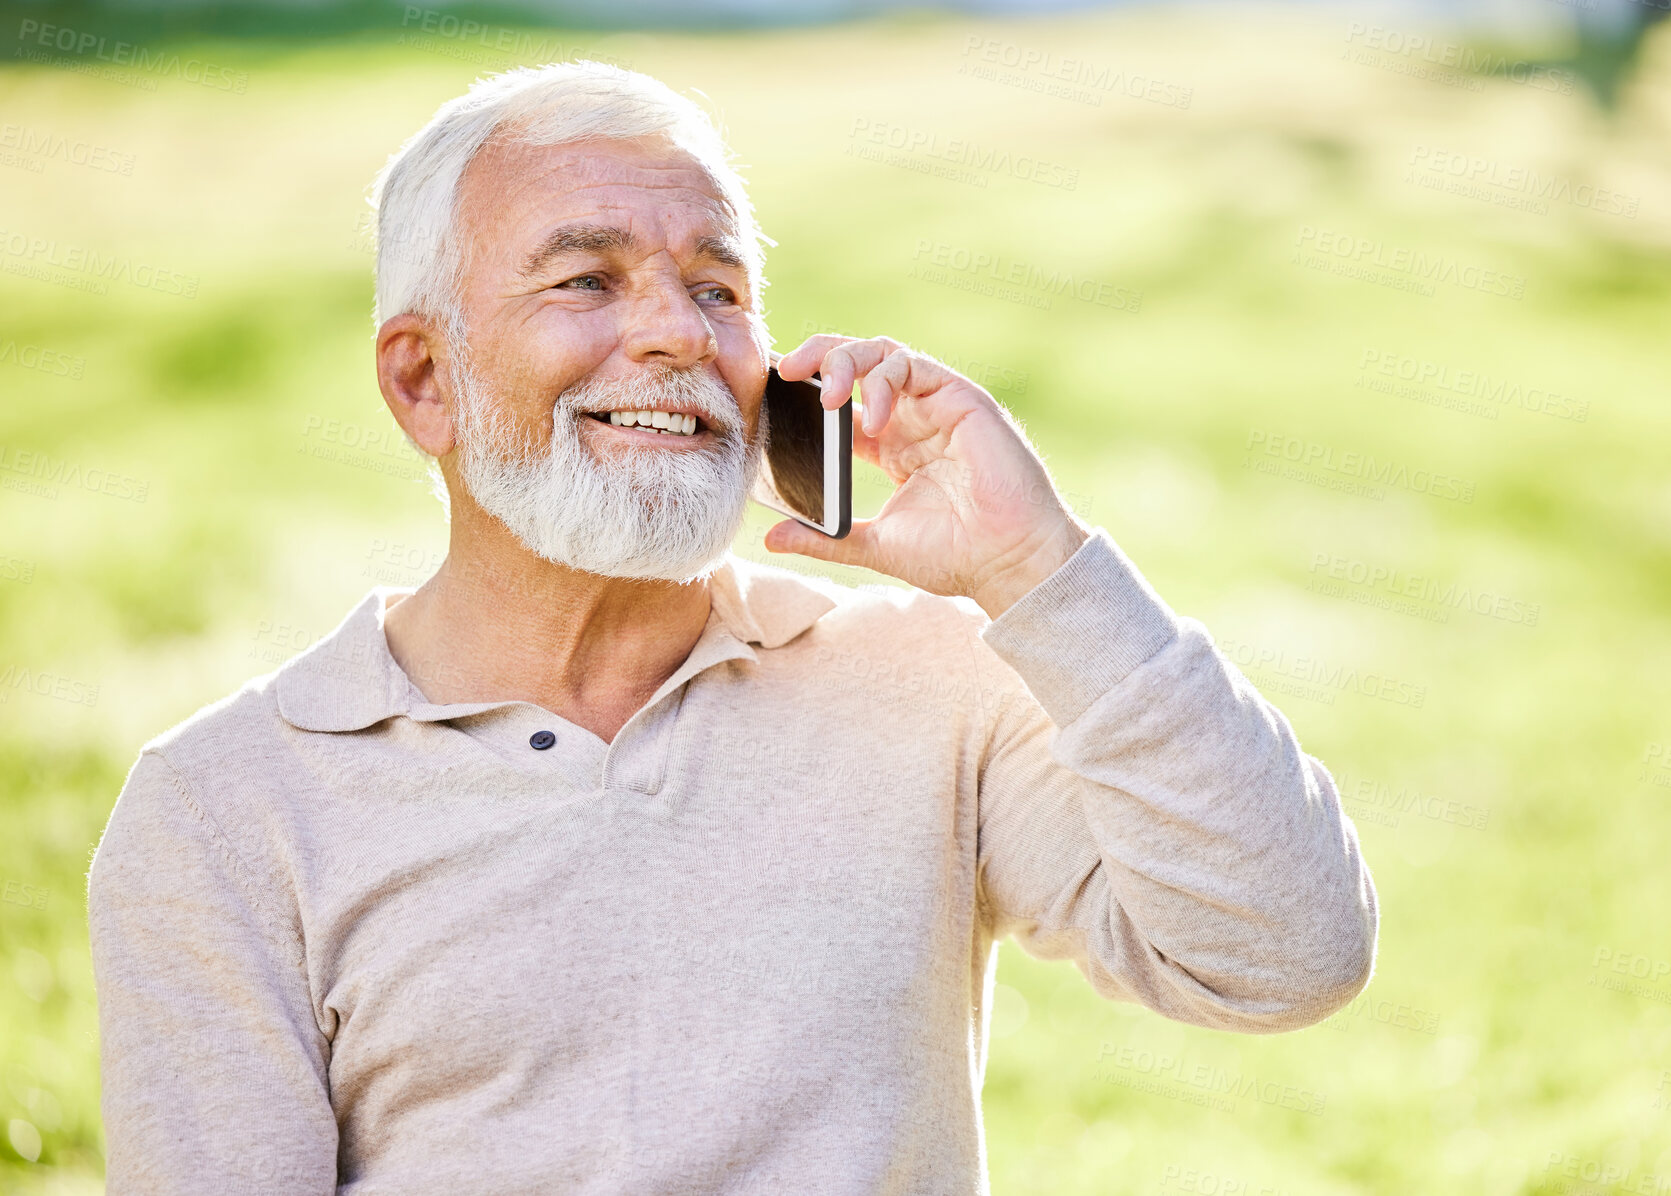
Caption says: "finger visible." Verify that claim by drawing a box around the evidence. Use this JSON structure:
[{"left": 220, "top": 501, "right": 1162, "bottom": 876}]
[
  {"left": 763, "top": 517, "right": 879, "bottom": 568},
  {"left": 858, "top": 349, "right": 913, "bottom": 437},
  {"left": 850, "top": 416, "right": 883, "bottom": 470},
  {"left": 776, "top": 334, "right": 860, "bottom": 382},
  {"left": 818, "top": 336, "right": 905, "bottom": 411}
]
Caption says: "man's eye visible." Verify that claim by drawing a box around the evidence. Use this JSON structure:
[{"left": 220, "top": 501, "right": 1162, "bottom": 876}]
[
  {"left": 695, "top": 285, "right": 735, "bottom": 303},
  {"left": 560, "top": 275, "right": 604, "bottom": 291}
]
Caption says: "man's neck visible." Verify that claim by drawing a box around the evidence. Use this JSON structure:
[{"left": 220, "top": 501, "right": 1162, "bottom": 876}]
[{"left": 381, "top": 521, "right": 715, "bottom": 746}]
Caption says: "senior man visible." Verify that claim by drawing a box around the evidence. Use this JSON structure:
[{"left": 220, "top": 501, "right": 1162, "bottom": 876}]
[{"left": 88, "top": 61, "right": 1377, "bottom": 1195}]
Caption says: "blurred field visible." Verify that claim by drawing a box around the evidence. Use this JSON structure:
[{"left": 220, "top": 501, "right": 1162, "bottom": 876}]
[{"left": 3, "top": 5, "right": 1671, "bottom": 1193}]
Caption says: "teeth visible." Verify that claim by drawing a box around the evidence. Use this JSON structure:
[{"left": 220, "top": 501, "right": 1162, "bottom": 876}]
[{"left": 597, "top": 409, "right": 699, "bottom": 436}]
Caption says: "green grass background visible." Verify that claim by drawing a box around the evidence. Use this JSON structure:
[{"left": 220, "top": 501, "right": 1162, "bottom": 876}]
[{"left": 2, "top": 6, "right": 1670, "bottom": 1193}]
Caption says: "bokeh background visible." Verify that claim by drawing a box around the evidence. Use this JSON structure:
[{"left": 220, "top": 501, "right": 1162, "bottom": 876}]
[{"left": 3, "top": 0, "right": 1670, "bottom": 1191}]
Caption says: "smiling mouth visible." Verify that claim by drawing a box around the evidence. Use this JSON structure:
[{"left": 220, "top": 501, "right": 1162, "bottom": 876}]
[{"left": 584, "top": 409, "right": 706, "bottom": 439}]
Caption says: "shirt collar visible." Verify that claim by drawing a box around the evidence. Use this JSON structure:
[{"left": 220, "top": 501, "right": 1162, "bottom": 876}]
[{"left": 273, "top": 551, "right": 839, "bottom": 733}]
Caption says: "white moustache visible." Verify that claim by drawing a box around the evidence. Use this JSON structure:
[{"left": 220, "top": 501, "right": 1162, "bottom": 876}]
[{"left": 561, "top": 368, "right": 743, "bottom": 439}]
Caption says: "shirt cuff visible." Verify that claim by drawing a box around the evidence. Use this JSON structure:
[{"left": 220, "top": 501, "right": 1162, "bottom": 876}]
[{"left": 977, "top": 527, "right": 1182, "bottom": 727}]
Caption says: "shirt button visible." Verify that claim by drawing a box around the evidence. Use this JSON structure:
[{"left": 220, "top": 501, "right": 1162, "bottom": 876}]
[{"left": 529, "top": 730, "right": 556, "bottom": 750}]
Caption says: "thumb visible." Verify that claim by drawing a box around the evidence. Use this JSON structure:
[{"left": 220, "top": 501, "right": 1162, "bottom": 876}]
[{"left": 763, "top": 518, "right": 877, "bottom": 570}]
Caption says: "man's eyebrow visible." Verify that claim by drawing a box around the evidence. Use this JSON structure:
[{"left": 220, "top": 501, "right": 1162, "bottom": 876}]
[
  {"left": 519, "top": 223, "right": 635, "bottom": 278},
  {"left": 692, "top": 233, "right": 749, "bottom": 272},
  {"left": 518, "top": 222, "right": 750, "bottom": 278}
]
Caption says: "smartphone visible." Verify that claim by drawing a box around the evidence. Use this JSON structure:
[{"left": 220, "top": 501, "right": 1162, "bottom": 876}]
[{"left": 749, "top": 351, "right": 852, "bottom": 538}]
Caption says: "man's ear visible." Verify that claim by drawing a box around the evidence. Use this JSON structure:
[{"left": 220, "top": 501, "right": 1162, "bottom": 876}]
[{"left": 377, "top": 313, "right": 456, "bottom": 457}]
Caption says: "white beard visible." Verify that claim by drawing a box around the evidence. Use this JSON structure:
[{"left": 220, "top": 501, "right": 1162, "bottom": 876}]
[{"left": 450, "top": 355, "right": 766, "bottom": 583}]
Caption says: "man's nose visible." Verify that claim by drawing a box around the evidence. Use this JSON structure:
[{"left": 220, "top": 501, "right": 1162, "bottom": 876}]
[{"left": 620, "top": 279, "right": 717, "bottom": 368}]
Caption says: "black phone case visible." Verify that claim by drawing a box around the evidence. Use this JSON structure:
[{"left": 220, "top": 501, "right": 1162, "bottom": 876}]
[{"left": 762, "top": 361, "right": 852, "bottom": 539}]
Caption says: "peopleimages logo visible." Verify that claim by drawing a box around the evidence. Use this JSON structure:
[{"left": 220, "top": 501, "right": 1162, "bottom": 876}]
[
  {"left": 0, "top": 229, "right": 200, "bottom": 299},
  {"left": 849, "top": 117, "right": 1080, "bottom": 191},
  {"left": 1341, "top": 22, "right": 1575, "bottom": 94},
  {"left": 1095, "top": 1041, "right": 1327, "bottom": 1116},
  {"left": 957, "top": 35, "right": 1194, "bottom": 109},
  {"left": 396, "top": 7, "right": 629, "bottom": 68},
  {"left": 1245, "top": 430, "right": 1476, "bottom": 504},
  {"left": 1357, "top": 348, "right": 1589, "bottom": 423},
  {"left": 14, "top": 20, "right": 250, "bottom": 94},
  {"left": 1214, "top": 635, "right": 1428, "bottom": 708},
  {"left": 1408, "top": 145, "right": 1639, "bottom": 219},
  {"left": 1294, "top": 225, "right": 1526, "bottom": 300},
  {"left": 0, "top": 664, "right": 99, "bottom": 708},
  {"left": 909, "top": 238, "right": 1142, "bottom": 312},
  {"left": 0, "top": 340, "right": 85, "bottom": 380},
  {"left": 1331, "top": 769, "right": 1491, "bottom": 832},
  {"left": 0, "top": 444, "right": 149, "bottom": 503},
  {"left": 0, "top": 124, "right": 137, "bottom": 176},
  {"left": 1307, "top": 551, "right": 1541, "bottom": 628}
]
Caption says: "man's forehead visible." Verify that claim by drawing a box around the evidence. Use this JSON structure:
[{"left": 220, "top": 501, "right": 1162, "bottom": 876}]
[{"left": 461, "top": 135, "right": 739, "bottom": 239}]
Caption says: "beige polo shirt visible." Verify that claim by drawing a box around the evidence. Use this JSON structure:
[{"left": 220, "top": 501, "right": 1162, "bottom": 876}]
[{"left": 87, "top": 528, "right": 1378, "bottom": 1195}]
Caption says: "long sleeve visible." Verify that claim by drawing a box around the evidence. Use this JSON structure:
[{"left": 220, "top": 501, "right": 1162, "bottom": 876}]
[
  {"left": 968, "top": 527, "right": 1379, "bottom": 1033},
  {"left": 87, "top": 749, "right": 338, "bottom": 1194}
]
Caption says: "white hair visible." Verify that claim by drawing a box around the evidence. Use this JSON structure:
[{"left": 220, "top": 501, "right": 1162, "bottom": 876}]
[
  {"left": 366, "top": 59, "right": 773, "bottom": 507},
  {"left": 371, "top": 59, "right": 769, "bottom": 337}
]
